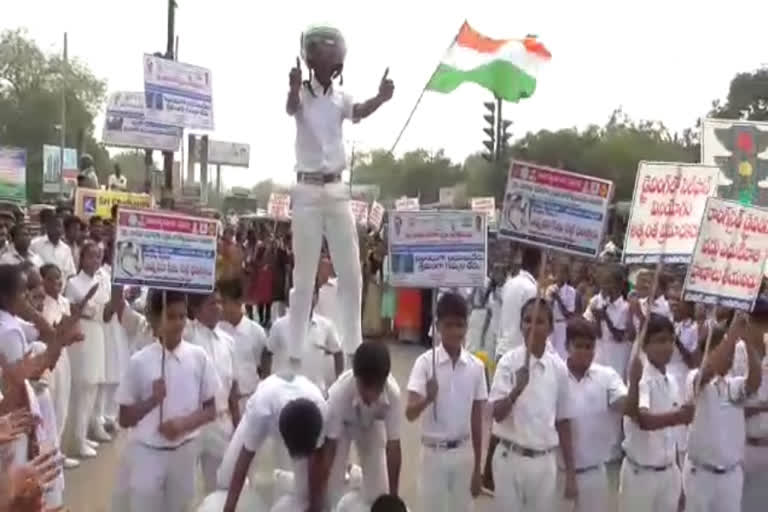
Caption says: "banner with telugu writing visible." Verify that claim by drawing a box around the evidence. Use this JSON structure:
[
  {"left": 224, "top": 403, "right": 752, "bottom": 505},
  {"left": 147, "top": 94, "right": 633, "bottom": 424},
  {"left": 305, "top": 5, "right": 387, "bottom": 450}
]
[
  {"left": 388, "top": 210, "right": 487, "bottom": 288},
  {"left": 623, "top": 162, "right": 720, "bottom": 264},
  {"left": 112, "top": 208, "right": 218, "bottom": 293},
  {"left": 682, "top": 197, "right": 768, "bottom": 311},
  {"left": 498, "top": 161, "right": 613, "bottom": 258},
  {"left": 368, "top": 201, "right": 385, "bottom": 231},
  {"left": 395, "top": 197, "right": 419, "bottom": 211},
  {"left": 267, "top": 193, "right": 291, "bottom": 219},
  {"left": 350, "top": 200, "right": 369, "bottom": 226}
]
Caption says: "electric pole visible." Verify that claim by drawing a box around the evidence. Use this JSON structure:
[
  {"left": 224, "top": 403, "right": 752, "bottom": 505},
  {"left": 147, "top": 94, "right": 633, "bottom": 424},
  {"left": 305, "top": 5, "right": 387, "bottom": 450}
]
[
  {"left": 161, "top": 0, "right": 177, "bottom": 208},
  {"left": 59, "top": 33, "right": 67, "bottom": 200}
]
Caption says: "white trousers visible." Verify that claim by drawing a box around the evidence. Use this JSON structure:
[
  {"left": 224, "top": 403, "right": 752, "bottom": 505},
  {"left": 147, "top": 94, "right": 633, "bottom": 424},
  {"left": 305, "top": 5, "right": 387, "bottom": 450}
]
[
  {"left": 128, "top": 440, "right": 199, "bottom": 512},
  {"left": 618, "top": 459, "right": 681, "bottom": 512},
  {"left": 68, "top": 382, "right": 97, "bottom": 449},
  {"left": 682, "top": 459, "right": 742, "bottom": 512},
  {"left": 327, "top": 422, "right": 388, "bottom": 507},
  {"left": 555, "top": 466, "right": 609, "bottom": 512},
  {"left": 420, "top": 444, "right": 474, "bottom": 512},
  {"left": 492, "top": 447, "right": 557, "bottom": 512},
  {"left": 94, "top": 383, "right": 119, "bottom": 423},
  {"left": 289, "top": 182, "right": 362, "bottom": 360},
  {"left": 49, "top": 348, "right": 71, "bottom": 442},
  {"left": 743, "top": 444, "right": 768, "bottom": 512}
]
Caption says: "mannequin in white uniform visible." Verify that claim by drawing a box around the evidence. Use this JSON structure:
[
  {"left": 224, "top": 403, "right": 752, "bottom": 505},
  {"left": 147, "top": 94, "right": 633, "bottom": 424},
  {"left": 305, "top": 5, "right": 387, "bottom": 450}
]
[{"left": 285, "top": 25, "right": 393, "bottom": 370}]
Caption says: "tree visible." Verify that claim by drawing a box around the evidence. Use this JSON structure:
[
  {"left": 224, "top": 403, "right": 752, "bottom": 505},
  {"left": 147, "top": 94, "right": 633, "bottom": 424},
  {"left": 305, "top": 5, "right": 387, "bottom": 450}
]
[
  {"left": 0, "top": 29, "right": 107, "bottom": 202},
  {"left": 709, "top": 67, "right": 768, "bottom": 121},
  {"left": 111, "top": 151, "right": 150, "bottom": 191}
]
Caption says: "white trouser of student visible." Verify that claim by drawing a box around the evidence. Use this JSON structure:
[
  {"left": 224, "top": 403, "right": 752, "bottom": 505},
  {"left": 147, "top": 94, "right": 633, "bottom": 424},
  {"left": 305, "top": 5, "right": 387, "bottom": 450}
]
[
  {"left": 555, "top": 464, "right": 609, "bottom": 512},
  {"left": 327, "top": 421, "right": 388, "bottom": 508},
  {"left": 288, "top": 181, "right": 362, "bottom": 365},
  {"left": 420, "top": 438, "right": 474, "bottom": 512},
  {"left": 128, "top": 439, "right": 199, "bottom": 512},
  {"left": 49, "top": 348, "right": 71, "bottom": 443},
  {"left": 492, "top": 439, "right": 558, "bottom": 512},
  {"left": 199, "top": 411, "right": 234, "bottom": 495},
  {"left": 682, "top": 457, "right": 743, "bottom": 512},
  {"left": 110, "top": 436, "right": 135, "bottom": 512},
  {"left": 743, "top": 441, "right": 768, "bottom": 512},
  {"left": 618, "top": 457, "right": 681, "bottom": 512}
]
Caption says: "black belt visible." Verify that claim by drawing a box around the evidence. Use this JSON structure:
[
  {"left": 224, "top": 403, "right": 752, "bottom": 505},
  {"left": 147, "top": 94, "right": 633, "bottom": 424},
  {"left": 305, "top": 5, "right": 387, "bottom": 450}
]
[
  {"left": 747, "top": 437, "right": 768, "bottom": 447},
  {"left": 422, "top": 437, "right": 468, "bottom": 450},
  {"left": 625, "top": 455, "right": 672, "bottom": 472},
  {"left": 689, "top": 458, "right": 741, "bottom": 475},
  {"left": 296, "top": 172, "right": 341, "bottom": 185},
  {"left": 141, "top": 438, "right": 194, "bottom": 451},
  {"left": 498, "top": 438, "right": 555, "bottom": 458},
  {"left": 559, "top": 464, "right": 601, "bottom": 474}
]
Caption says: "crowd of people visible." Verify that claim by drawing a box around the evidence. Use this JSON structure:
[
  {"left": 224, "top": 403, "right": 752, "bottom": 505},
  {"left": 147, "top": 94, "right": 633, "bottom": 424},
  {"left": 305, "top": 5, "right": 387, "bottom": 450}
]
[{"left": 0, "top": 202, "right": 766, "bottom": 512}]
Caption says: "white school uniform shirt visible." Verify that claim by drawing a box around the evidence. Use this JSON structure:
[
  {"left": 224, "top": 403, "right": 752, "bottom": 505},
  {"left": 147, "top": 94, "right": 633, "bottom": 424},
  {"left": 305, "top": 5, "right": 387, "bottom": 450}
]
[
  {"left": 65, "top": 270, "right": 110, "bottom": 385},
  {"left": 293, "top": 78, "right": 356, "bottom": 175},
  {"left": 116, "top": 340, "right": 219, "bottom": 448},
  {"left": 326, "top": 369, "right": 402, "bottom": 442},
  {"left": 496, "top": 270, "right": 538, "bottom": 358},
  {"left": 548, "top": 283, "right": 577, "bottom": 360},
  {"left": 42, "top": 294, "right": 70, "bottom": 325},
  {"left": 30, "top": 236, "right": 76, "bottom": 279},
  {"left": 632, "top": 296, "right": 673, "bottom": 334},
  {"left": 584, "top": 293, "right": 630, "bottom": 378},
  {"left": 670, "top": 319, "right": 698, "bottom": 389},
  {"left": 684, "top": 368, "right": 755, "bottom": 467},
  {"left": 0, "top": 246, "right": 44, "bottom": 268},
  {"left": 489, "top": 345, "right": 574, "bottom": 449},
  {"left": 268, "top": 312, "right": 342, "bottom": 391},
  {"left": 562, "top": 363, "right": 627, "bottom": 469},
  {"left": 622, "top": 362, "right": 681, "bottom": 467},
  {"left": 746, "top": 354, "right": 768, "bottom": 440},
  {"left": 108, "top": 174, "right": 127, "bottom": 190},
  {"left": 407, "top": 344, "right": 488, "bottom": 442},
  {"left": 239, "top": 374, "right": 327, "bottom": 505},
  {"left": 119, "top": 303, "right": 155, "bottom": 353},
  {"left": 217, "top": 315, "right": 268, "bottom": 396},
  {"left": 316, "top": 278, "right": 342, "bottom": 337}
]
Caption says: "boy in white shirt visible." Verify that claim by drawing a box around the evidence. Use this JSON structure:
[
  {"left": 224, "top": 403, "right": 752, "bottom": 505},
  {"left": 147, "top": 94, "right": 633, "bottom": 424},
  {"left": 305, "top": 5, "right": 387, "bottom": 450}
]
[
  {"left": 683, "top": 317, "right": 763, "bottom": 512},
  {"left": 489, "top": 297, "right": 576, "bottom": 512},
  {"left": 546, "top": 258, "right": 578, "bottom": 360},
  {"left": 405, "top": 292, "right": 487, "bottom": 512},
  {"left": 325, "top": 341, "right": 402, "bottom": 508},
  {"left": 620, "top": 313, "right": 695, "bottom": 512},
  {"left": 223, "top": 374, "right": 327, "bottom": 512},
  {"left": 584, "top": 266, "right": 630, "bottom": 378},
  {"left": 558, "top": 317, "right": 628, "bottom": 512},
  {"left": 186, "top": 289, "right": 242, "bottom": 494},
  {"left": 117, "top": 289, "right": 219, "bottom": 512},
  {"left": 217, "top": 278, "right": 272, "bottom": 413},
  {"left": 285, "top": 25, "right": 393, "bottom": 373}
]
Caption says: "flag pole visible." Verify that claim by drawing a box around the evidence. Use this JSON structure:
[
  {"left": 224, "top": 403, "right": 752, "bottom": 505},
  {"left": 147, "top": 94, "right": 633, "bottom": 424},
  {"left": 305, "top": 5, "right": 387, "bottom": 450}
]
[{"left": 388, "top": 22, "right": 465, "bottom": 155}]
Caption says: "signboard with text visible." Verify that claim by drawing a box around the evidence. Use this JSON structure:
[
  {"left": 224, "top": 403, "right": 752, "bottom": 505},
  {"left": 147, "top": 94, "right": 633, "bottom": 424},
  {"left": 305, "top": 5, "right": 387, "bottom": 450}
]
[
  {"left": 499, "top": 161, "right": 613, "bottom": 258},
  {"left": 0, "top": 147, "right": 26, "bottom": 201},
  {"left": 42, "top": 144, "right": 78, "bottom": 194},
  {"left": 112, "top": 208, "right": 218, "bottom": 293},
  {"left": 388, "top": 210, "right": 487, "bottom": 288},
  {"left": 623, "top": 162, "right": 720, "bottom": 263},
  {"left": 143, "top": 54, "right": 213, "bottom": 130},
  {"left": 102, "top": 91, "right": 182, "bottom": 152},
  {"left": 267, "top": 192, "right": 291, "bottom": 219},
  {"left": 75, "top": 188, "right": 154, "bottom": 219},
  {"left": 682, "top": 198, "right": 768, "bottom": 311}
]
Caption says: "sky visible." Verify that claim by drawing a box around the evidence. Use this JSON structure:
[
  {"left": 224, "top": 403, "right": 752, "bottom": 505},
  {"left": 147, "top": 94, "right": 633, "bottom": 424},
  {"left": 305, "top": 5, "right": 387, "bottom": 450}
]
[{"left": 4, "top": 0, "right": 768, "bottom": 190}]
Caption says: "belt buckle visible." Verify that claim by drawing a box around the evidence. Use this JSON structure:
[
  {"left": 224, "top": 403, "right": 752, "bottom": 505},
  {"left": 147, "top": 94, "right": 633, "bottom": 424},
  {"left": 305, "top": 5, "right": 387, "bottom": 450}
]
[
  {"left": 520, "top": 447, "right": 535, "bottom": 457},
  {"left": 445, "top": 440, "right": 459, "bottom": 450}
]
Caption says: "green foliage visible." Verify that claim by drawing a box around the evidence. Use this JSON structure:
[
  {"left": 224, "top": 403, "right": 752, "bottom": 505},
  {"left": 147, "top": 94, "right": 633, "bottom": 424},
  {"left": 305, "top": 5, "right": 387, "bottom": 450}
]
[
  {"left": 709, "top": 67, "right": 768, "bottom": 121},
  {"left": 0, "top": 29, "right": 107, "bottom": 202}
]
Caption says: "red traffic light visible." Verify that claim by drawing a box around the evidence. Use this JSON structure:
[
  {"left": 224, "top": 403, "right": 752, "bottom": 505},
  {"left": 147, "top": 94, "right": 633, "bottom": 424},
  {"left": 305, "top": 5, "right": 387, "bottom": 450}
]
[{"left": 737, "top": 131, "right": 755, "bottom": 153}]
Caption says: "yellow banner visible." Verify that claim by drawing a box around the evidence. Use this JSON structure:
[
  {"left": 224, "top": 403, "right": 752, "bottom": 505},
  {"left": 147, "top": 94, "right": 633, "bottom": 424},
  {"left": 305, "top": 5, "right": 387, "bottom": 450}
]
[{"left": 74, "top": 188, "right": 153, "bottom": 219}]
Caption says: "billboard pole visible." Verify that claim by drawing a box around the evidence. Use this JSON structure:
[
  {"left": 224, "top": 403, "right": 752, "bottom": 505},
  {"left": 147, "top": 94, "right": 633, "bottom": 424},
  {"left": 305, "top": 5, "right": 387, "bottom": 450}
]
[{"left": 59, "top": 32, "right": 68, "bottom": 200}]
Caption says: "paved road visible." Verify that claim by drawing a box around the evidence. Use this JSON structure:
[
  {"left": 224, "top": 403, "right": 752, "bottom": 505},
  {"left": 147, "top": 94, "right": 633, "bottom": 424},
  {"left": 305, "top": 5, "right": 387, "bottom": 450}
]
[{"left": 62, "top": 341, "right": 622, "bottom": 511}]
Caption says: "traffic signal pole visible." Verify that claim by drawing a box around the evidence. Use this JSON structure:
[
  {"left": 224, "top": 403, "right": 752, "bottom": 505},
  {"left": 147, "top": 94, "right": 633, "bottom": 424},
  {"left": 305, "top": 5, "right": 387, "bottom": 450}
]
[{"left": 494, "top": 96, "right": 503, "bottom": 162}]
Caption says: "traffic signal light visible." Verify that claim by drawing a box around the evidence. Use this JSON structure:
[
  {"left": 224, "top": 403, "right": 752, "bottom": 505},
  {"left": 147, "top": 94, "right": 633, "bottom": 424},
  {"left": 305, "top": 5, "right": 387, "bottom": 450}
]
[
  {"left": 730, "top": 125, "right": 760, "bottom": 205},
  {"left": 500, "top": 119, "right": 513, "bottom": 151},
  {"left": 482, "top": 101, "right": 496, "bottom": 162}
]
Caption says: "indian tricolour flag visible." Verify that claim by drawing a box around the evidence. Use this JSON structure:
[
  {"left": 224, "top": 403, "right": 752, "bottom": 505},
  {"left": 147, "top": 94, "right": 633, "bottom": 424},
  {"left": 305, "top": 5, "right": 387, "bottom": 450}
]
[{"left": 426, "top": 22, "right": 551, "bottom": 102}]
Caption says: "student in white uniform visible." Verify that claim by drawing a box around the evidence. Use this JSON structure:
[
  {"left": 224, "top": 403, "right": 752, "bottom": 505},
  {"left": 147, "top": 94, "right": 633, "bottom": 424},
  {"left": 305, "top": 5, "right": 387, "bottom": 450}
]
[
  {"left": 117, "top": 289, "right": 219, "bottom": 512},
  {"left": 405, "top": 292, "right": 487, "bottom": 512},
  {"left": 546, "top": 258, "right": 578, "bottom": 360},
  {"left": 683, "top": 318, "right": 763, "bottom": 512},
  {"left": 30, "top": 214, "right": 76, "bottom": 280},
  {"left": 584, "top": 266, "right": 630, "bottom": 378},
  {"left": 64, "top": 240, "right": 110, "bottom": 457},
  {"left": 269, "top": 288, "right": 344, "bottom": 393},
  {"left": 619, "top": 313, "right": 695, "bottom": 512},
  {"left": 0, "top": 223, "right": 44, "bottom": 268},
  {"left": 217, "top": 278, "right": 272, "bottom": 413},
  {"left": 489, "top": 297, "right": 576, "bottom": 512},
  {"left": 186, "top": 289, "right": 241, "bottom": 494},
  {"left": 325, "top": 342, "right": 402, "bottom": 508},
  {"left": 222, "top": 374, "right": 327, "bottom": 512},
  {"left": 557, "top": 317, "right": 628, "bottom": 512},
  {"left": 39, "top": 263, "right": 80, "bottom": 469},
  {"left": 670, "top": 298, "right": 700, "bottom": 463}
]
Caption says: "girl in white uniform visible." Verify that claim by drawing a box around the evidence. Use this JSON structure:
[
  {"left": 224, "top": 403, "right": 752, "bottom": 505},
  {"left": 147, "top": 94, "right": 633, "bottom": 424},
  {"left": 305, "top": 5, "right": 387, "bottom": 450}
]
[{"left": 64, "top": 240, "right": 110, "bottom": 457}]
